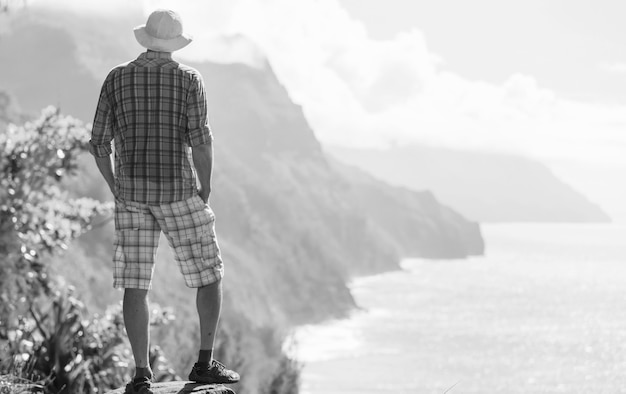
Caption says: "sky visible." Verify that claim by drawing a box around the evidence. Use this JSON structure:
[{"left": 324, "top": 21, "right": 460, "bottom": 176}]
[
  {"left": 17, "top": 0, "right": 626, "bottom": 219},
  {"left": 336, "top": 0, "right": 626, "bottom": 221},
  {"left": 340, "top": 0, "right": 626, "bottom": 103}
]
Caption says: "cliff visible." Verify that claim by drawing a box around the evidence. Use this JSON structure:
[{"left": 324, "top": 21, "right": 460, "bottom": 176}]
[
  {"left": 328, "top": 145, "right": 611, "bottom": 223},
  {"left": 105, "top": 382, "right": 234, "bottom": 394}
]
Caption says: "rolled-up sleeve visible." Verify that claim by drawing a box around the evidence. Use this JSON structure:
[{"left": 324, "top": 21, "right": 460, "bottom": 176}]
[
  {"left": 89, "top": 78, "right": 114, "bottom": 157},
  {"left": 187, "top": 72, "right": 213, "bottom": 147}
]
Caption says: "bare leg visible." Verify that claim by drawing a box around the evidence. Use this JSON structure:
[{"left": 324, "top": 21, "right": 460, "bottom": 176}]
[
  {"left": 123, "top": 288, "right": 152, "bottom": 375},
  {"left": 190, "top": 279, "right": 239, "bottom": 383},
  {"left": 196, "top": 279, "right": 223, "bottom": 356}
]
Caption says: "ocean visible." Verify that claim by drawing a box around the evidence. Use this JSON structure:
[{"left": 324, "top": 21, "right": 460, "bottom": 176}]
[{"left": 291, "top": 223, "right": 626, "bottom": 394}]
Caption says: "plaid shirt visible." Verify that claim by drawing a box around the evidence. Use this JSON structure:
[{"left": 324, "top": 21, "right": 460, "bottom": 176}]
[{"left": 90, "top": 51, "right": 212, "bottom": 204}]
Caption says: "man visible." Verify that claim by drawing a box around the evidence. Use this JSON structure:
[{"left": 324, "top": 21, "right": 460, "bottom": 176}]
[{"left": 89, "top": 9, "right": 239, "bottom": 394}]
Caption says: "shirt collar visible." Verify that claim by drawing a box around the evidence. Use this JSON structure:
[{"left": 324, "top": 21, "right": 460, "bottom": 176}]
[{"left": 139, "top": 51, "right": 173, "bottom": 60}]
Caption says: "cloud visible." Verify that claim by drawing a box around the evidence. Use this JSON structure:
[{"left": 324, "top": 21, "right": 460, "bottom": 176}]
[
  {"left": 327, "top": 29, "right": 438, "bottom": 112},
  {"left": 29, "top": 0, "right": 143, "bottom": 17},
  {"left": 0, "top": 13, "right": 11, "bottom": 35},
  {"left": 197, "top": 34, "right": 268, "bottom": 69},
  {"left": 600, "top": 62, "right": 626, "bottom": 74},
  {"left": 23, "top": 0, "right": 626, "bottom": 169}
]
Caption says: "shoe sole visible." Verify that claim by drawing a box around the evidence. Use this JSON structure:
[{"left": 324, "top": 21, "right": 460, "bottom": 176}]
[{"left": 188, "top": 375, "right": 240, "bottom": 384}]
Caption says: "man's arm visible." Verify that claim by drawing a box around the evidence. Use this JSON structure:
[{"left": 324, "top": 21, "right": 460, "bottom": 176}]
[
  {"left": 94, "top": 155, "right": 116, "bottom": 198},
  {"left": 187, "top": 71, "right": 214, "bottom": 203},
  {"left": 90, "top": 72, "right": 116, "bottom": 198},
  {"left": 192, "top": 141, "right": 213, "bottom": 203}
]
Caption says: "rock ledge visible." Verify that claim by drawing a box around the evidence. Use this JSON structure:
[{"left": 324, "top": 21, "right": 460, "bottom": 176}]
[{"left": 105, "top": 381, "right": 235, "bottom": 394}]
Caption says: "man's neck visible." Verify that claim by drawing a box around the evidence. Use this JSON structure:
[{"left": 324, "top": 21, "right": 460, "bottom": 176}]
[{"left": 143, "top": 50, "right": 173, "bottom": 59}]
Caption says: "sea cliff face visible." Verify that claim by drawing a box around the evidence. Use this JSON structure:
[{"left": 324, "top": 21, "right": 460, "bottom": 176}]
[{"left": 328, "top": 145, "right": 611, "bottom": 223}]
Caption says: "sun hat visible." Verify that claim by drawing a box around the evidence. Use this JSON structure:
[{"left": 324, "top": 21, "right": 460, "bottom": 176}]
[{"left": 134, "top": 9, "right": 192, "bottom": 52}]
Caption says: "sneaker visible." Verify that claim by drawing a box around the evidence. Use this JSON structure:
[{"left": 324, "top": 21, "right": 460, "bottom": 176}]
[
  {"left": 124, "top": 376, "right": 153, "bottom": 394},
  {"left": 188, "top": 360, "right": 240, "bottom": 384}
]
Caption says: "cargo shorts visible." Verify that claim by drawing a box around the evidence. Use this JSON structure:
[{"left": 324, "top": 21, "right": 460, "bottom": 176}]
[{"left": 113, "top": 194, "right": 224, "bottom": 290}]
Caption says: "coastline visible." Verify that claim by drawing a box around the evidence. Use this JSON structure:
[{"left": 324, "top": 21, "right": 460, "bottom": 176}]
[{"left": 292, "top": 223, "right": 626, "bottom": 394}]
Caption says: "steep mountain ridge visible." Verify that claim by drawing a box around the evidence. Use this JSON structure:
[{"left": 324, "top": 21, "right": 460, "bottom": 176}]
[
  {"left": 194, "top": 61, "right": 323, "bottom": 159},
  {"left": 328, "top": 145, "right": 611, "bottom": 223}
]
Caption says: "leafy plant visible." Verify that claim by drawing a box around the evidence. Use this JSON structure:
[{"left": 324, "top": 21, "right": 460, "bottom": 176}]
[
  {"left": 1, "top": 285, "right": 179, "bottom": 393},
  {"left": 2, "top": 287, "right": 130, "bottom": 393},
  {"left": 0, "top": 106, "right": 112, "bottom": 328}
]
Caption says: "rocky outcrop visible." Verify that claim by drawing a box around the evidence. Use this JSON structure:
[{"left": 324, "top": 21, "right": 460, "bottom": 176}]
[{"left": 105, "top": 382, "right": 235, "bottom": 394}]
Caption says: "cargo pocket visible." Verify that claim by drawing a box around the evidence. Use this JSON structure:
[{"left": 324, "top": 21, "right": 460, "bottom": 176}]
[
  {"left": 114, "top": 203, "right": 148, "bottom": 231},
  {"left": 177, "top": 231, "right": 211, "bottom": 264}
]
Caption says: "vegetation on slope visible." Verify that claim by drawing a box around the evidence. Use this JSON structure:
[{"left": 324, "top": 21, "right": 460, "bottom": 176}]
[{"left": 0, "top": 109, "right": 300, "bottom": 394}]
